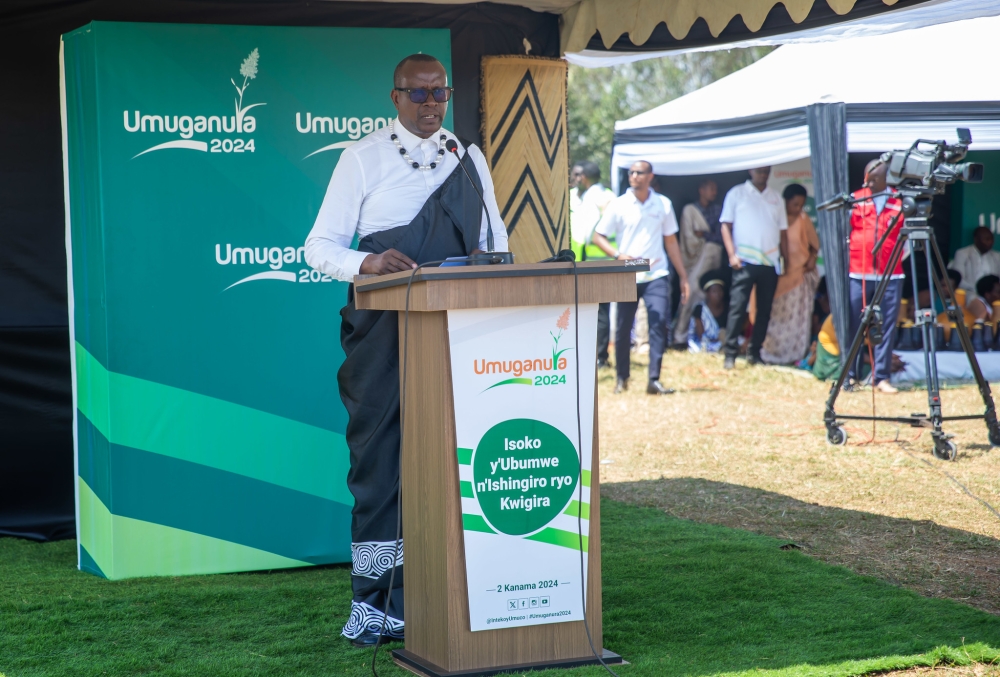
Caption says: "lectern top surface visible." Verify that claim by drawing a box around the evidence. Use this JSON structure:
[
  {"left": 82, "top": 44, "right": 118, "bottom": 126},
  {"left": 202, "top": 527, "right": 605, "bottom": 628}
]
[{"left": 353, "top": 259, "right": 649, "bottom": 293}]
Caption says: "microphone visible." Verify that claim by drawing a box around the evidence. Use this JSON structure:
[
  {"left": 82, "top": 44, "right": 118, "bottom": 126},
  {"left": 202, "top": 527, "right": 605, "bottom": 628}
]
[
  {"left": 539, "top": 249, "right": 576, "bottom": 263},
  {"left": 817, "top": 192, "right": 851, "bottom": 212},
  {"left": 445, "top": 139, "right": 513, "bottom": 265}
]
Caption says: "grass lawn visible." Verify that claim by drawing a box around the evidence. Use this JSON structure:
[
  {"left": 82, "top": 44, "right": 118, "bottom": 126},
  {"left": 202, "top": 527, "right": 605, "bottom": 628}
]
[
  {"left": 599, "top": 351, "right": 1000, "bottom": 614},
  {"left": 2, "top": 500, "right": 999, "bottom": 677}
]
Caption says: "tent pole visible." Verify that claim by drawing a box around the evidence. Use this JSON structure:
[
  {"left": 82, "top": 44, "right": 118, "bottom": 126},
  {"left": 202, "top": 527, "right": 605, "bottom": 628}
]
[{"left": 807, "top": 102, "right": 852, "bottom": 368}]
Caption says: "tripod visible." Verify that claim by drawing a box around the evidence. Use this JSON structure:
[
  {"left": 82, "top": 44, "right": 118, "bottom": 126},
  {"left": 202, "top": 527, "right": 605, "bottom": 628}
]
[{"left": 824, "top": 191, "right": 1000, "bottom": 460}]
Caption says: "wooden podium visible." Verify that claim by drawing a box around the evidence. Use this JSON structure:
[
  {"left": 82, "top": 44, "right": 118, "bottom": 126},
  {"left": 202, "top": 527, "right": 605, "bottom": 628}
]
[{"left": 354, "top": 260, "right": 642, "bottom": 677}]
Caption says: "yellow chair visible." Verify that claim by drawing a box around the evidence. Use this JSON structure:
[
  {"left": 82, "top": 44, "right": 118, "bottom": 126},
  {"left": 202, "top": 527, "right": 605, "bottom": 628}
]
[{"left": 898, "top": 298, "right": 911, "bottom": 327}]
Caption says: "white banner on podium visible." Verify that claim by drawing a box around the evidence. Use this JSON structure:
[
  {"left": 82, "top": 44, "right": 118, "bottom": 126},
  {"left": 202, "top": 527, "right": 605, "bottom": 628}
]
[{"left": 447, "top": 304, "right": 598, "bottom": 632}]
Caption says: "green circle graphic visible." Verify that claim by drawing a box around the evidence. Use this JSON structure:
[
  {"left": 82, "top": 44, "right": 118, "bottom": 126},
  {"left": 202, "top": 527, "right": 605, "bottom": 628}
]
[{"left": 472, "top": 419, "right": 579, "bottom": 536}]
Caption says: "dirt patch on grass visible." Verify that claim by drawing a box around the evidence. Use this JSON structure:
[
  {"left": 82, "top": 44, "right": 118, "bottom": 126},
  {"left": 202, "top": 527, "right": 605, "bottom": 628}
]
[
  {"left": 598, "top": 351, "right": 1000, "bottom": 614},
  {"left": 884, "top": 664, "right": 1000, "bottom": 677}
]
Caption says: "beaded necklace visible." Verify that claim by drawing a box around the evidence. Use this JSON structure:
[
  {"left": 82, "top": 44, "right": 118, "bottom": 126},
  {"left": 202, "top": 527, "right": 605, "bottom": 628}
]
[{"left": 390, "top": 119, "right": 447, "bottom": 171}]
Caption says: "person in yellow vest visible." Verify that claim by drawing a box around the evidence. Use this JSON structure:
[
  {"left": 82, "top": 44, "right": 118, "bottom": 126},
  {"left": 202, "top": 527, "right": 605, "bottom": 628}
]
[{"left": 570, "top": 160, "right": 616, "bottom": 367}]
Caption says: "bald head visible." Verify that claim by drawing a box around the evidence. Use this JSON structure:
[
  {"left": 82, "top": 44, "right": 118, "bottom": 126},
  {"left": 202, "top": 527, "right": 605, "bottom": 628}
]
[
  {"left": 390, "top": 54, "right": 449, "bottom": 138},
  {"left": 866, "top": 159, "right": 887, "bottom": 192},
  {"left": 393, "top": 54, "right": 445, "bottom": 87}
]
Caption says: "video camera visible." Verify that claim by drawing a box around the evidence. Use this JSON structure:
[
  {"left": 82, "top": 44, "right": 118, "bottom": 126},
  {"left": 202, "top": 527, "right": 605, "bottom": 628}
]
[
  {"left": 881, "top": 127, "right": 983, "bottom": 194},
  {"left": 818, "top": 128, "right": 983, "bottom": 212}
]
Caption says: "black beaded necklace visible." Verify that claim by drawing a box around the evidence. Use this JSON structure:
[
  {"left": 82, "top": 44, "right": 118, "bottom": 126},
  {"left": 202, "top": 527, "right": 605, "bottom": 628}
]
[{"left": 389, "top": 119, "right": 447, "bottom": 171}]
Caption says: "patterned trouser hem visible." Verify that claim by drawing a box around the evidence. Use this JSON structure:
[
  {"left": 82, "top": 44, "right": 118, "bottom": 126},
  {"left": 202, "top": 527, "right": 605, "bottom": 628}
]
[
  {"left": 341, "top": 601, "right": 405, "bottom": 639},
  {"left": 352, "top": 540, "right": 403, "bottom": 578}
]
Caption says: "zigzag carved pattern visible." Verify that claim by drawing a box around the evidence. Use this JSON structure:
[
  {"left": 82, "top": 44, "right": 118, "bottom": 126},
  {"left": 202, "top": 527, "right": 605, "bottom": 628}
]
[
  {"left": 482, "top": 57, "right": 569, "bottom": 262},
  {"left": 501, "top": 165, "right": 566, "bottom": 256},
  {"left": 489, "top": 70, "right": 564, "bottom": 170}
]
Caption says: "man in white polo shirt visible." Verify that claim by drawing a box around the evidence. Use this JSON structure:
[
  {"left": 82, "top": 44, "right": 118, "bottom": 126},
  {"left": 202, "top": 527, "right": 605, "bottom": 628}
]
[
  {"left": 592, "top": 161, "right": 689, "bottom": 395},
  {"left": 720, "top": 166, "right": 788, "bottom": 370}
]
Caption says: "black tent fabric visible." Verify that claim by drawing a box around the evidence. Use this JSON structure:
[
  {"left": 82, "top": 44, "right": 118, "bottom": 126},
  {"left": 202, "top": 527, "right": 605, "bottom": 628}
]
[
  {"left": 807, "top": 103, "right": 852, "bottom": 368},
  {"left": 0, "top": 0, "right": 559, "bottom": 541},
  {"left": 0, "top": 328, "right": 75, "bottom": 541}
]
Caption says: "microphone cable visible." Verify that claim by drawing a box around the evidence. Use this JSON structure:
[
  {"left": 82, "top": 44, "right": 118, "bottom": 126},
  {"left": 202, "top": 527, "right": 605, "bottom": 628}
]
[
  {"left": 371, "top": 258, "right": 446, "bottom": 677},
  {"left": 860, "top": 194, "right": 878, "bottom": 442},
  {"left": 569, "top": 258, "right": 621, "bottom": 677}
]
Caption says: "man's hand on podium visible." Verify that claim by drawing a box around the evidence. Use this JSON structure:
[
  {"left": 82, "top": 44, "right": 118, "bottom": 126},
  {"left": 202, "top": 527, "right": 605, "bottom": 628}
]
[{"left": 360, "top": 249, "right": 418, "bottom": 275}]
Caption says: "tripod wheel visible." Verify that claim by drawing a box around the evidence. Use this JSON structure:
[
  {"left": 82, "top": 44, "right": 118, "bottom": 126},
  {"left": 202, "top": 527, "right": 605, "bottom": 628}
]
[
  {"left": 933, "top": 438, "right": 957, "bottom": 461},
  {"left": 826, "top": 426, "right": 847, "bottom": 446}
]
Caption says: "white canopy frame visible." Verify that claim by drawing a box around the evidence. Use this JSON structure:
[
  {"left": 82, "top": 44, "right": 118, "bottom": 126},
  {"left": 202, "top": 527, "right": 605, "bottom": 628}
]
[{"left": 610, "top": 12, "right": 1000, "bottom": 189}]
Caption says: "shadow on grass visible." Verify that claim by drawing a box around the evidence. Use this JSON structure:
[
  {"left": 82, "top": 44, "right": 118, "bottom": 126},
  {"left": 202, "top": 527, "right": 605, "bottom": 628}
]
[
  {"left": 605, "top": 478, "right": 1000, "bottom": 615},
  {"left": 596, "top": 496, "right": 1000, "bottom": 677}
]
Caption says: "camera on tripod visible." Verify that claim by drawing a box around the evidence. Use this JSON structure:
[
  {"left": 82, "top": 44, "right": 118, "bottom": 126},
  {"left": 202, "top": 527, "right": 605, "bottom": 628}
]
[
  {"left": 882, "top": 127, "right": 983, "bottom": 194},
  {"left": 817, "top": 128, "right": 1000, "bottom": 460},
  {"left": 819, "top": 128, "right": 983, "bottom": 214}
]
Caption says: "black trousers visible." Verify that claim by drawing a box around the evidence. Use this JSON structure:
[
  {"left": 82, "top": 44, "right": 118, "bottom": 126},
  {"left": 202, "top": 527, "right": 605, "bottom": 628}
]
[
  {"left": 597, "top": 302, "right": 610, "bottom": 363},
  {"left": 848, "top": 278, "right": 903, "bottom": 384},
  {"left": 616, "top": 276, "right": 671, "bottom": 381},
  {"left": 723, "top": 264, "right": 778, "bottom": 359}
]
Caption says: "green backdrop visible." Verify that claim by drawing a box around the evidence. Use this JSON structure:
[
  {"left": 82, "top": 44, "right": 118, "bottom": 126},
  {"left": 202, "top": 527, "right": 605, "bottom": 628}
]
[
  {"left": 950, "top": 151, "right": 1000, "bottom": 257},
  {"left": 61, "top": 21, "right": 452, "bottom": 580}
]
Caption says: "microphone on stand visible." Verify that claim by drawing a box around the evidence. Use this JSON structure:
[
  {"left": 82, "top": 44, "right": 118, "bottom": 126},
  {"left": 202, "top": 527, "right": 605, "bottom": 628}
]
[{"left": 444, "top": 139, "right": 514, "bottom": 266}]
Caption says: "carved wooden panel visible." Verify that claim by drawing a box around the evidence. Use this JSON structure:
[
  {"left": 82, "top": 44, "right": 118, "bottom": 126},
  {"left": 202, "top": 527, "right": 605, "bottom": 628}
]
[{"left": 481, "top": 56, "right": 569, "bottom": 263}]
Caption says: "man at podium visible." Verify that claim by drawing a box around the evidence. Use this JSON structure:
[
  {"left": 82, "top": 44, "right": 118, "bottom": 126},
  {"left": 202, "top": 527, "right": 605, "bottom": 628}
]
[{"left": 304, "top": 54, "right": 508, "bottom": 646}]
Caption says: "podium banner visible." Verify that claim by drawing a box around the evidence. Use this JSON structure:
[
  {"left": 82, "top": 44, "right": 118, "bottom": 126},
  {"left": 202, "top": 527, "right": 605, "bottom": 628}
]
[
  {"left": 61, "top": 22, "right": 451, "bottom": 579},
  {"left": 447, "top": 304, "right": 597, "bottom": 631}
]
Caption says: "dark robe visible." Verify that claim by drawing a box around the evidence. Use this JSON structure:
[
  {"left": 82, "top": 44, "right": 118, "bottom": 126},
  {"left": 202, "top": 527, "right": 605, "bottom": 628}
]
[{"left": 337, "top": 152, "right": 484, "bottom": 638}]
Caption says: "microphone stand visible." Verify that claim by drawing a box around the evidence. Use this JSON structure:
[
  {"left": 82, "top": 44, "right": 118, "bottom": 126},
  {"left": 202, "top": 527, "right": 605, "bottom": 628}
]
[{"left": 445, "top": 140, "right": 514, "bottom": 266}]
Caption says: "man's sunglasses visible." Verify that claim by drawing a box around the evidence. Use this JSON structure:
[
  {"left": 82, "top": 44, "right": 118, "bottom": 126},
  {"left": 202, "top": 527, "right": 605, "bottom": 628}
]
[
  {"left": 395, "top": 87, "right": 453, "bottom": 103},
  {"left": 628, "top": 170, "right": 650, "bottom": 176}
]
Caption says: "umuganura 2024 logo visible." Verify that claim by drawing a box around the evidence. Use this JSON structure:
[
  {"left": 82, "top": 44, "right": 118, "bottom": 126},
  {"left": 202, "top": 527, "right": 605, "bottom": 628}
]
[
  {"left": 124, "top": 49, "right": 265, "bottom": 158},
  {"left": 475, "top": 309, "right": 574, "bottom": 391},
  {"left": 214, "top": 243, "right": 342, "bottom": 291}
]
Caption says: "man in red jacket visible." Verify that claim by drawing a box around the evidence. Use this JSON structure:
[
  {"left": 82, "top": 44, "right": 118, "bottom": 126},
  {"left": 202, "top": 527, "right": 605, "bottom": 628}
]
[{"left": 848, "top": 158, "right": 905, "bottom": 393}]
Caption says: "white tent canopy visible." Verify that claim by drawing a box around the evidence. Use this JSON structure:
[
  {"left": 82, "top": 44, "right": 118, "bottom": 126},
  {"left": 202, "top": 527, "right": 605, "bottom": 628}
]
[
  {"left": 567, "top": 0, "right": 1000, "bottom": 67},
  {"left": 611, "top": 12, "right": 1000, "bottom": 187}
]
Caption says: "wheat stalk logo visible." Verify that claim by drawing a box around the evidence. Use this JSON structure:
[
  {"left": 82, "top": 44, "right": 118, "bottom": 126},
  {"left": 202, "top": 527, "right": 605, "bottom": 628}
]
[
  {"left": 549, "top": 308, "right": 572, "bottom": 367},
  {"left": 232, "top": 48, "right": 258, "bottom": 110},
  {"left": 231, "top": 48, "right": 265, "bottom": 127}
]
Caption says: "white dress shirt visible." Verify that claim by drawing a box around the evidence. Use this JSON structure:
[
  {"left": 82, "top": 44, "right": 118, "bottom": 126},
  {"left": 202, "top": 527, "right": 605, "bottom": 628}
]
[
  {"left": 305, "top": 118, "right": 508, "bottom": 282},
  {"left": 570, "top": 183, "right": 614, "bottom": 246},
  {"left": 949, "top": 243, "right": 1000, "bottom": 296},
  {"left": 595, "top": 188, "right": 678, "bottom": 283},
  {"left": 720, "top": 180, "right": 787, "bottom": 268}
]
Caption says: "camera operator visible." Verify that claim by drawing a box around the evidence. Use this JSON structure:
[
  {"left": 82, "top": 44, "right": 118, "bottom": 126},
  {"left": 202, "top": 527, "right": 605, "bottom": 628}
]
[{"left": 846, "top": 159, "right": 905, "bottom": 393}]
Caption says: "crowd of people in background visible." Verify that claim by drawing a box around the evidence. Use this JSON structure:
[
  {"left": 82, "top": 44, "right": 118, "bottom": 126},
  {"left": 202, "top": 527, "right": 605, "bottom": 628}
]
[{"left": 570, "top": 156, "right": 1000, "bottom": 395}]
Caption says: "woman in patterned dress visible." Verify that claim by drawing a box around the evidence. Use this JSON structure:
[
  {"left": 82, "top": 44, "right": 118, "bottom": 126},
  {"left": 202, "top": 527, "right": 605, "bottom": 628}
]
[{"left": 759, "top": 183, "right": 820, "bottom": 364}]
